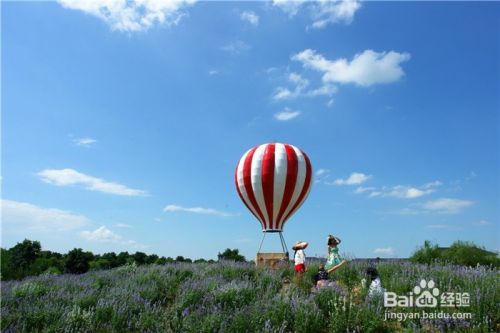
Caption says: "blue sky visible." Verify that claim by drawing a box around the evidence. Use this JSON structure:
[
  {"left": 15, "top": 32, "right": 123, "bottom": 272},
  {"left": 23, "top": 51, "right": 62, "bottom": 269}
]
[{"left": 2, "top": 1, "right": 499, "bottom": 260}]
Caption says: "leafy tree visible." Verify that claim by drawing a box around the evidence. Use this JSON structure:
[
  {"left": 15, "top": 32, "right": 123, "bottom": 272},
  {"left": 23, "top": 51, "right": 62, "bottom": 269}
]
[
  {"left": 9, "top": 239, "right": 41, "bottom": 276},
  {"left": 101, "top": 252, "right": 119, "bottom": 268},
  {"left": 175, "top": 255, "right": 185, "bottom": 262},
  {"left": 156, "top": 256, "right": 168, "bottom": 265},
  {"left": 442, "top": 241, "right": 499, "bottom": 267},
  {"left": 65, "top": 248, "right": 94, "bottom": 274},
  {"left": 146, "top": 254, "right": 159, "bottom": 264},
  {"left": 44, "top": 266, "right": 62, "bottom": 275},
  {"left": 410, "top": 240, "right": 442, "bottom": 265},
  {"left": 217, "top": 248, "right": 246, "bottom": 262},
  {"left": 117, "top": 251, "right": 130, "bottom": 266},
  {"left": 30, "top": 253, "right": 63, "bottom": 276},
  {"left": 133, "top": 251, "right": 147, "bottom": 265},
  {"left": 411, "top": 240, "right": 499, "bottom": 267},
  {"left": 1, "top": 248, "right": 13, "bottom": 280},
  {"left": 89, "top": 259, "right": 111, "bottom": 270}
]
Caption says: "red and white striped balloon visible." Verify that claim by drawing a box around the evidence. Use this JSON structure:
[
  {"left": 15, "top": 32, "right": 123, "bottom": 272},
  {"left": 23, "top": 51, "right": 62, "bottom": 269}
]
[{"left": 235, "top": 143, "right": 313, "bottom": 232}]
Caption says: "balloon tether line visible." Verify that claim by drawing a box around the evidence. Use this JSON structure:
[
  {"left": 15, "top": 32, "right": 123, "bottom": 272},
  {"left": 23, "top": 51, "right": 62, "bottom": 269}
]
[
  {"left": 257, "top": 230, "right": 289, "bottom": 259},
  {"left": 279, "top": 232, "right": 289, "bottom": 259},
  {"left": 257, "top": 232, "right": 267, "bottom": 253}
]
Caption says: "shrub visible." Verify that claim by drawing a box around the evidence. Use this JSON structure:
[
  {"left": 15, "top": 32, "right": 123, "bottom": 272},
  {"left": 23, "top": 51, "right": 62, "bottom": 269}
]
[
  {"left": 65, "top": 248, "right": 94, "bottom": 274},
  {"left": 63, "top": 305, "right": 94, "bottom": 332},
  {"left": 217, "top": 248, "right": 246, "bottom": 262},
  {"left": 410, "top": 240, "right": 442, "bottom": 264},
  {"left": 442, "top": 241, "right": 499, "bottom": 267}
]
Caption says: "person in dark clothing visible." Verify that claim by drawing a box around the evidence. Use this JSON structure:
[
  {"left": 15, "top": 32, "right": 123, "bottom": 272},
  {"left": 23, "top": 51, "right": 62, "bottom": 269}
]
[{"left": 313, "top": 264, "right": 330, "bottom": 288}]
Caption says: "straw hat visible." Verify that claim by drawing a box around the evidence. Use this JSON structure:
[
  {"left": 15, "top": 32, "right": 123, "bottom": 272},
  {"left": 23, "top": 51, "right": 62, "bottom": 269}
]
[{"left": 293, "top": 241, "right": 308, "bottom": 250}]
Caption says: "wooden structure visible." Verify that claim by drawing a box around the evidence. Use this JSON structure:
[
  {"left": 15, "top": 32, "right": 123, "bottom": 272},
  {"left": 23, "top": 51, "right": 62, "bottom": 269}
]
[{"left": 255, "top": 252, "right": 289, "bottom": 269}]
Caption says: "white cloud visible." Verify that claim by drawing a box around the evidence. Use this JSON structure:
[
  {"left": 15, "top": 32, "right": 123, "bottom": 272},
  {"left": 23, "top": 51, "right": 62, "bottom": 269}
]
[
  {"left": 422, "top": 180, "right": 443, "bottom": 189},
  {"left": 274, "top": 108, "right": 301, "bottom": 121},
  {"left": 208, "top": 69, "right": 219, "bottom": 76},
  {"left": 307, "top": 84, "right": 337, "bottom": 97},
  {"left": 426, "top": 224, "right": 463, "bottom": 231},
  {"left": 73, "top": 137, "right": 97, "bottom": 147},
  {"left": 115, "top": 223, "right": 132, "bottom": 228},
  {"left": 310, "top": 0, "right": 361, "bottom": 29},
  {"left": 426, "top": 224, "right": 449, "bottom": 229},
  {"left": 240, "top": 10, "right": 259, "bottom": 26},
  {"left": 475, "top": 220, "right": 491, "bottom": 226},
  {"left": 374, "top": 247, "right": 394, "bottom": 256},
  {"left": 333, "top": 172, "right": 371, "bottom": 185},
  {"left": 384, "top": 185, "right": 435, "bottom": 199},
  {"left": 37, "top": 168, "right": 147, "bottom": 196},
  {"left": 466, "top": 171, "right": 477, "bottom": 181},
  {"left": 354, "top": 186, "right": 375, "bottom": 194},
  {"left": 81, "top": 226, "right": 121, "bottom": 242},
  {"left": 315, "top": 169, "right": 329, "bottom": 177},
  {"left": 80, "top": 225, "right": 148, "bottom": 249},
  {"left": 124, "top": 239, "right": 149, "bottom": 250},
  {"left": 315, "top": 168, "right": 331, "bottom": 184},
  {"left": 272, "top": 72, "right": 336, "bottom": 101},
  {"left": 292, "top": 49, "right": 410, "bottom": 86},
  {"left": 221, "top": 40, "right": 251, "bottom": 55},
  {"left": 356, "top": 181, "right": 442, "bottom": 199},
  {"left": 164, "top": 204, "right": 233, "bottom": 217},
  {"left": 272, "top": 0, "right": 306, "bottom": 17},
  {"left": 273, "top": 0, "right": 360, "bottom": 27},
  {"left": 273, "top": 72, "right": 309, "bottom": 100},
  {"left": 58, "top": 0, "right": 195, "bottom": 32},
  {"left": 421, "top": 198, "right": 474, "bottom": 214},
  {"left": 266, "top": 67, "right": 278, "bottom": 74},
  {"left": 2, "top": 199, "right": 89, "bottom": 231},
  {"left": 273, "top": 87, "right": 293, "bottom": 100}
]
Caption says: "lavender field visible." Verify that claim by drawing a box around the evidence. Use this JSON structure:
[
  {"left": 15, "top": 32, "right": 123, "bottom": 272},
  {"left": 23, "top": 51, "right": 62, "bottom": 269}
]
[{"left": 1, "top": 261, "right": 498, "bottom": 332}]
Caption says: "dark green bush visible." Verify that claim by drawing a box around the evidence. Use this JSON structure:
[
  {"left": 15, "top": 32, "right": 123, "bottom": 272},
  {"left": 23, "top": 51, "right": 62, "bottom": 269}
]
[{"left": 411, "top": 240, "right": 499, "bottom": 267}]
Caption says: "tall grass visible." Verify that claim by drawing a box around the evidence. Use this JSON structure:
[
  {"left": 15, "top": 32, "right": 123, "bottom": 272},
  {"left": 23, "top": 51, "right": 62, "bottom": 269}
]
[{"left": 1, "top": 261, "right": 498, "bottom": 332}]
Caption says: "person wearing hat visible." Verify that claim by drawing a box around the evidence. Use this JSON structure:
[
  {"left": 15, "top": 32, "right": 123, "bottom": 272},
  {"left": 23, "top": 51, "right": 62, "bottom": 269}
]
[
  {"left": 292, "top": 241, "right": 308, "bottom": 274},
  {"left": 325, "top": 234, "right": 347, "bottom": 273}
]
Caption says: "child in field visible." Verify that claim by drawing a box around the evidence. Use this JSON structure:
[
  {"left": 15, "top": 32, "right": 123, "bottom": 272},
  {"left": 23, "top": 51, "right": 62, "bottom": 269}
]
[
  {"left": 325, "top": 235, "right": 347, "bottom": 273},
  {"left": 293, "top": 241, "right": 308, "bottom": 274},
  {"left": 313, "top": 263, "right": 330, "bottom": 288},
  {"left": 364, "top": 267, "right": 384, "bottom": 298}
]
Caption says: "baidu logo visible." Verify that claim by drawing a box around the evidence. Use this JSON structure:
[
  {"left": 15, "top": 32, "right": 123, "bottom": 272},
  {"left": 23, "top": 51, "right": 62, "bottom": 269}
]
[
  {"left": 413, "top": 279, "right": 439, "bottom": 307},
  {"left": 384, "top": 279, "right": 470, "bottom": 308}
]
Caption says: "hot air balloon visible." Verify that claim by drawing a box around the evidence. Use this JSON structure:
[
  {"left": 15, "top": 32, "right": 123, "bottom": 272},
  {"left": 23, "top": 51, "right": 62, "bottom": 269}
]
[{"left": 235, "top": 143, "right": 313, "bottom": 265}]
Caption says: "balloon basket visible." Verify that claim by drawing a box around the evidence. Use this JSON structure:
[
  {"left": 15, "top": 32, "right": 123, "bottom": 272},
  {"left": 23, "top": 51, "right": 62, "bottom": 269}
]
[
  {"left": 255, "top": 252, "right": 289, "bottom": 269},
  {"left": 255, "top": 231, "right": 290, "bottom": 268}
]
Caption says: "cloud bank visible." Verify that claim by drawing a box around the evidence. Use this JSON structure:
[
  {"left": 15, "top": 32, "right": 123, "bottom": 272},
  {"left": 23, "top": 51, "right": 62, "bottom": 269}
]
[
  {"left": 58, "top": 0, "right": 196, "bottom": 32},
  {"left": 293, "top": 49, "right": 410, "bottom": 87},
  {"left": 164, "top": 204, "right": 233, "bottom": 217},
  {"left": 2, "top": 199, "right": 90, "bottom": 231},
  {"left": 37, "top": 168, "right": 147, "bottom": 196}
]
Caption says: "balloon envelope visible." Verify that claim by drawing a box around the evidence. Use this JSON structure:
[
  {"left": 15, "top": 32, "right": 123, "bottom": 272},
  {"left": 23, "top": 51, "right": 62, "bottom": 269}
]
[{"left": 235, "top": 143, "right": 313, "bottom": 232}]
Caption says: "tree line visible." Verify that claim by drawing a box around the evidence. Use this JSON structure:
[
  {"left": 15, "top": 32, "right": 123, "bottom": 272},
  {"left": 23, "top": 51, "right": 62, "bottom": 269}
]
[
  {"left": 0, "top": 239, "right": 246, "bottom": 280},
  {"left": 410, "top": 240, "right": 499, "bottom": 267}
]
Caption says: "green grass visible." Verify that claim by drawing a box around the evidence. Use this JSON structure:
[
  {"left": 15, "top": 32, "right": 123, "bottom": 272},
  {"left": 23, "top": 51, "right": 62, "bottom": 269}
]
[{"left": 1, "top": 261, "right": 498, "bottom": 332}]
